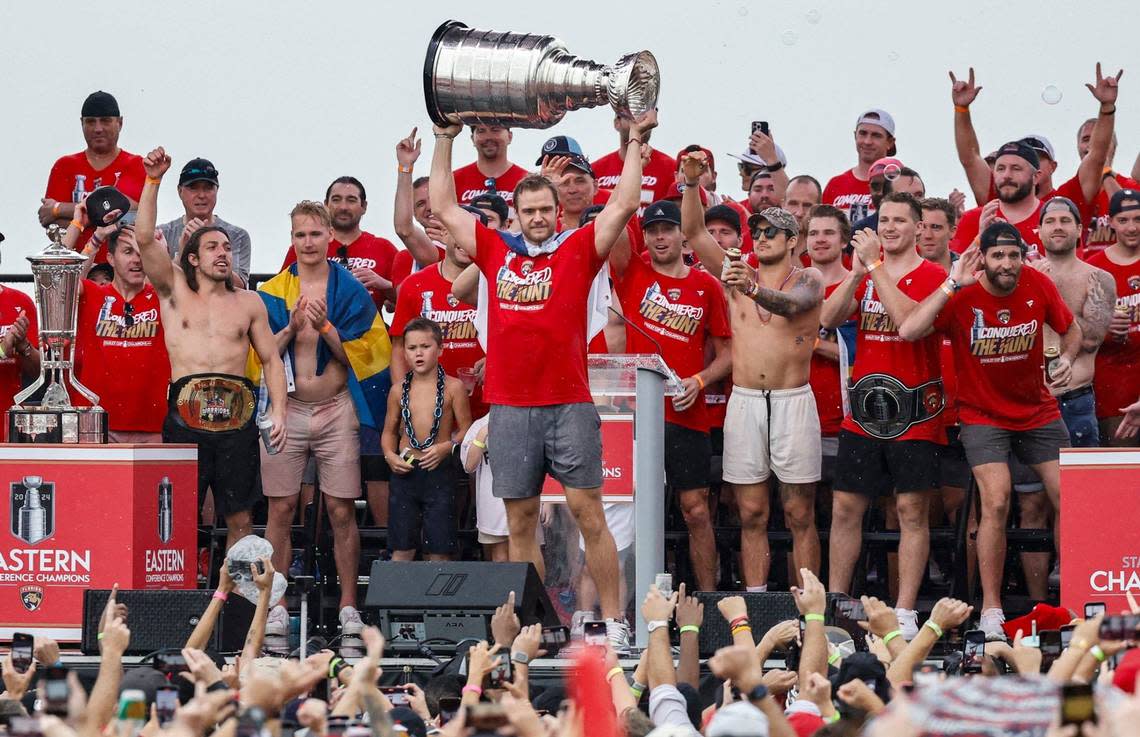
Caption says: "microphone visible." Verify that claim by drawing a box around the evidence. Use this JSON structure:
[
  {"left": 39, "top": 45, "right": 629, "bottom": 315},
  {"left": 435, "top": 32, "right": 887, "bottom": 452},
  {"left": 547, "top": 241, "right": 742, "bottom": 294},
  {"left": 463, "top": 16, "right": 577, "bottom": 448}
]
[{"left": 607, "top": 305, "right": 664, "bottom": 356}]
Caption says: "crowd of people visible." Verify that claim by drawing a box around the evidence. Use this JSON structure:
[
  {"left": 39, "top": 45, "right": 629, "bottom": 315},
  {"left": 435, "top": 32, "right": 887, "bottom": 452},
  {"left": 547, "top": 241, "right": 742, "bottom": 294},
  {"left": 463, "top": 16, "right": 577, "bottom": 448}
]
[{"left": 5, "top": 55, "right": 1140, "bottom": 719}]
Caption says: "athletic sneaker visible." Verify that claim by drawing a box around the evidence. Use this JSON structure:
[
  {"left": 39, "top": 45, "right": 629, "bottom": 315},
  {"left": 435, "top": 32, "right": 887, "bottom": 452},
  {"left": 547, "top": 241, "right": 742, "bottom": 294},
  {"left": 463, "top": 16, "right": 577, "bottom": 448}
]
[
  {"left": 606, "top": 618, "right": 632, "bottom": 653},
  {"left": 266, "top": 605, "right": 289, "bottom": 637},
  {"left": 339, "top": 606, "right": 364, "bottom": 636},
  {"left": 570, "top": 610, "right": 593, "bottom": 640},
  {"left": 895, "top": 608, "right": 919, "bottom": 640},
  {"left": 978, "top": 607, "right": 1007, "bottom": 641}
]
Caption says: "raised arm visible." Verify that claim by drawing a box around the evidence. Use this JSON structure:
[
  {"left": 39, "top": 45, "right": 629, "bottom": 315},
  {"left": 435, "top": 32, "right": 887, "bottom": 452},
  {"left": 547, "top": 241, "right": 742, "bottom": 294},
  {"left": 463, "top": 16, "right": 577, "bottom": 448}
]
[
  {"left": 239, "top": 557, "right": 275, "bottom": 669},
  {"left": 793, "top": 569, "right": 828, "bottom": 684},
  {"left": 949, "top": 68, "right": 993, "bottom": 205},
  {"left": 394, "top": 128, "right": 441, "bottom": 266},
  {"left": 185, "top": 561, "right": 235, "bottom": 650},
  {"left": 136, "top": 148, "right": 178, "bottom": 298},
  {"left": 1077, "top": 63, "right": 1123, "bottom": 203},
  {"left": 885, "top": 598, "right": 971, "bottom": 687},
  {"left": 899, "top": 245, "right": 981, "bottom": 341},
  {"left": 248, "top": 295, "right": 288, "bottom": 451},
  {"left": 679, "top": 152, "right": 726, "bottom": 278},
  {"left": 428, "top": 123, "right": 477, "bottom": 261},
  {"left": 724, "top": 261, "right": 824, "bottom": 318},
  {"left": 594, "top": 110, "right": 658, "bottom": 259}
]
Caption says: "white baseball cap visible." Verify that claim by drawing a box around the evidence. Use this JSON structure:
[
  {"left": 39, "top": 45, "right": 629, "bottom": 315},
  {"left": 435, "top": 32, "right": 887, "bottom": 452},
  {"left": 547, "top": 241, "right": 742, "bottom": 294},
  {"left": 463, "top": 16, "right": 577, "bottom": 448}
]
[{"left": 855, "top": 108, "right": 896, "bottom": 136}]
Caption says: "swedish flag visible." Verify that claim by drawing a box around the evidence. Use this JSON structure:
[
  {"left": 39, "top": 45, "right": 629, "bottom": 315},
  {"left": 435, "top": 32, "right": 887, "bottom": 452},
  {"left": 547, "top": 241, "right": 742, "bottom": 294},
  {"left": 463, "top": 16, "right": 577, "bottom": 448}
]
[{"left": 248, "top": 261, "right": 391, "bottom": 429}]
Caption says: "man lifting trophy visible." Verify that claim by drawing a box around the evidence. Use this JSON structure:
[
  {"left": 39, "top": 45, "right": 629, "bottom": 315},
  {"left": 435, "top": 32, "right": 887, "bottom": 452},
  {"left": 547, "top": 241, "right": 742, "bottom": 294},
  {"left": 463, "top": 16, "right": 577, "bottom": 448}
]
[{"left": 8, "top": 225, "right": 107, "bottom": 443}]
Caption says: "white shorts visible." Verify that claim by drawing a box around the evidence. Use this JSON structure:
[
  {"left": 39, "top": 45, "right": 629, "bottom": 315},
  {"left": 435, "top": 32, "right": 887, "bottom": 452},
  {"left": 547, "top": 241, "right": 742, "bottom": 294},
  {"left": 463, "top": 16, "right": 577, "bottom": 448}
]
[{"left": 722, "top": 384, "right": 822, "bottom": 484}]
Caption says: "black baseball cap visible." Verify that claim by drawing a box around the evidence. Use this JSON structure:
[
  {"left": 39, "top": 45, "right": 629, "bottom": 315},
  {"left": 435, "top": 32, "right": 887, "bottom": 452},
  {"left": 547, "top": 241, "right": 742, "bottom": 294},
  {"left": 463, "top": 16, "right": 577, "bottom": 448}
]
[
  {"left": 460, "top": 204, "right": 489, "bottom": 226},
  {"left": 86, "top": 186, "right": 132, "bottom": 227},
  {"left": 388, "top": 707, "right": 427, "bottom": 737},
  {"left": 980, "top": 221, "right": 1026, "bottom": 252},
  {"left": 81, "top": 91, "right": 120, "bottom": 117},
  {"left": 641, "top": 200, "right": 682, "bottom": 228},
  {"left": 178, "top": 158, "right": 219, "bottom": 187},
  {"left": 1109, "top": 188, "right": 1140, "bottom": 217},
  {"left": 535, "top": 135, "right": 594, "bottom": 177},
  {"left": 470, "top": 193, "right": 509, "bottom": 224},
  {"left": 1039, "top": 196, "right": 1081, "bottom": 225},
  {"left": 993, "top": 141, "right": 1040, "bottom": 170},
  {"left": 580, "top": 204, "right": 605, "bottom": 226},
  {"left": 704, "top": 204, "right": 741, "bottom": 235}
]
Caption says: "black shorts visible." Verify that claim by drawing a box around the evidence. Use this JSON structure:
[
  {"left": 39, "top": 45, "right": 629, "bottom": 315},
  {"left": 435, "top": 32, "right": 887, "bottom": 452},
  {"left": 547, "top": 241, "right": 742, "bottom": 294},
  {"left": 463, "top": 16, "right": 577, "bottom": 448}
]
[
  {"left": 834, "top": 429, "right": 941, "bottom": 498},
  {"left": 360, "top": 424, "right": 391, "bottom": 482},
  {"left": 665, "top": 423, "right": 712, "bottom": 491},
  {"left": 388, "top": 462, "right": 457, "bottom": 555},
  {"left": 162, "top": 414, "right": 260, "bottom": 519},
  {"left": 939, "top": 426, "right": 972, "bottom": 489}
]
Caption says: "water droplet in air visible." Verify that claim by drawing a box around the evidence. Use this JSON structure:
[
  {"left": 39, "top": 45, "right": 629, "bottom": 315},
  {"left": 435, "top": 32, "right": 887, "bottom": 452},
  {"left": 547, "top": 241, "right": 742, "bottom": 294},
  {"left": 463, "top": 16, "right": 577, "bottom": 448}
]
[{"left": 1041, "top": 84, "right": 1063, "bottom": 105}]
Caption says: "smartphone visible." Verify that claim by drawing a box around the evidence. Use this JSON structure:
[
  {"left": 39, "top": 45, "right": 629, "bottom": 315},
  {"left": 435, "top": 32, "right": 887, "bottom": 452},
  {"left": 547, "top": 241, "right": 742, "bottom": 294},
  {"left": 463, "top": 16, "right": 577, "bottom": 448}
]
[
  {"left": 962, "top": 629, "right": 986, "bottom": 674},
  {"left": 253, "top": 559, "right": 265, "bottom": 576},
  {"left": 836, "top": 596, "right": 867, "bottom": 621},
  {"left": 486, "top": 651, "right": 513, "bottom": 689},
  {"left": 751, "top": 121, "right": 770, "bottom": 137},
  {"left": 1099, "top": 614, "right": 1140, "bottom": 641},
  {"left": 1085, "top": 602, "right": 1107, "bottom": 619},
  {"left": 43, "top": 666, "right": 70, "bottom": 717},
  {"left": 155, "top": 686, "right": 179, "bottom": 726},
  {"left": 466, "top": 703, "right": 508, "bottom": 731},
  {"left": 1060, "top": 682, "right": 1096, "bottom": 725},
  {"left": 583, "top": 620, "right": 607, "bottom": 646},
  {"left": 438, "top": 696, "right": 461, "bottom": 727},
  {"left": 1040, "top": 630, "right": 1063, "bottom": 671},
  {"left": 154, "top": 651, "right": 188, "bottom": 674},
  {"left": 540, "top": 625, "right": 570, "bottom": 654},
  {"left": 655, "top": 573, "right": 673, "bottom": 598},
  {"left": 10, "top": 632, "right": 33, "bottom": 674},
  {"left": 379, "top": 686, "right": 410, "bottom": 707},
  {"left": 1060, "top": 624, "right": 1076, "bottom": 649},
  {"left": 9, "top": 717, "right": 42, "bottom": 737}
]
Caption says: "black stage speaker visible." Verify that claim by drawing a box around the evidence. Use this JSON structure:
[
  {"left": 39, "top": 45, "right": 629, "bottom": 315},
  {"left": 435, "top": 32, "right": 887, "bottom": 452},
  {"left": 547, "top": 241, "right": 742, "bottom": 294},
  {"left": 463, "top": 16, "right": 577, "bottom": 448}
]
[
  {"left": 82, "top": 589, "right": 255, "bottom": 655},
  {"left": 363, "top": 561, "right": 557, "bottom": 653},
  {"left": 694, "top": 592, "right": 852, "bottom": 657}
]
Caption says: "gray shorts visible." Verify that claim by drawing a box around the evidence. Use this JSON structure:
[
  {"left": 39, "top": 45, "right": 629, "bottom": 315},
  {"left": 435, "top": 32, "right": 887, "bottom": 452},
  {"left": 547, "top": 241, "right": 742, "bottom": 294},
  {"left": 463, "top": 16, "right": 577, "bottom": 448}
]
[
  {"left": 959, "top": 419, "right": 1070, "bottom": 469},
  {"left": 489, "top": 403, "right": 602, "bottom": 499}
]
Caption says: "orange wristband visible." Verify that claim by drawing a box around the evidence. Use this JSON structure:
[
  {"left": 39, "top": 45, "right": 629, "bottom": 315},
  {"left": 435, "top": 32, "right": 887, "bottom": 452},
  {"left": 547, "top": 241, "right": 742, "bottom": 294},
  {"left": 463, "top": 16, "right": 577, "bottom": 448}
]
[
  {"left": 954, "top": 105, "right": 969, "bottom": 113},
  {"left": 319, "top": 321, "right": 332, "bottom": 335},
  {"left": 51, "top": 202, "right": 61, "bottom": 217},
  {"left": 691, "top": 374, "right": 705, "bottom": 390},
  {"left": 68, "top": 219, "right": 83, "bottom": 230},
  {"left": 398, "top": 164, "right": 413, "bottom": 174},
  {"left": 146, "top": 176, "right": 162, "bottom": 185}
]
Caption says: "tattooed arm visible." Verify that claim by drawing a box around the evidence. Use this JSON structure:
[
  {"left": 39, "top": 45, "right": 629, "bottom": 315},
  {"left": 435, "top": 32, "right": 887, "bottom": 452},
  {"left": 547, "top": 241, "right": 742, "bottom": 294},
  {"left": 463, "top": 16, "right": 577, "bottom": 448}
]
[
  {"left": 746, "top": 268, "right": 825, "bottom": 318},
  {"left": 1078, "top": 269, "right": 1116, "bottom": 353}
]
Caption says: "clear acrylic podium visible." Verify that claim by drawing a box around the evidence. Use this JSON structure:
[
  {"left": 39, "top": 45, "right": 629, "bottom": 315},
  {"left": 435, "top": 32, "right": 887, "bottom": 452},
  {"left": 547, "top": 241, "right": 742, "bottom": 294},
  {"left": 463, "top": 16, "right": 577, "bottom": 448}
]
[{"left": 538, "top": 354, "right": 683, "bottom": 645}]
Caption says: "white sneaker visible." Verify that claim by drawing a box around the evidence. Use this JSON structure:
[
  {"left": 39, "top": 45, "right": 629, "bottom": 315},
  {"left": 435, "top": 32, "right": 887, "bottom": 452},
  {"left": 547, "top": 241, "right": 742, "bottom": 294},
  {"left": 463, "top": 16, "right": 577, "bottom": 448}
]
[
  {"left": 978, "top": 607, "right": 1006, "bottom": 641},
  {"left": 266, "top": 605, "right": 289, "bottom": 637},
  {"left": 569, "top": 610, "right": 593, "bottom": 640},
  {"left": 339, "top": 606, "right": 364, "bottom": 637},
  {"left": 606, "top": 618, "right": 632, "bottom": 653},
  {"left": 895, "top": 608, "right": 919, "bottom": 640}
]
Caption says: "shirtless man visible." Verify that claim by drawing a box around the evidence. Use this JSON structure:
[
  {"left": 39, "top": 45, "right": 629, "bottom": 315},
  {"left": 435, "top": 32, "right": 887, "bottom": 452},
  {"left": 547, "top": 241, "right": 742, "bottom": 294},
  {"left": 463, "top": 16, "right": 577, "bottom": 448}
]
[
  {"left": 680, "top": 152, "right": 825, "bottom": 590},
  {"left": 136, "top": 147, "right": 287, "bottom": 548}
]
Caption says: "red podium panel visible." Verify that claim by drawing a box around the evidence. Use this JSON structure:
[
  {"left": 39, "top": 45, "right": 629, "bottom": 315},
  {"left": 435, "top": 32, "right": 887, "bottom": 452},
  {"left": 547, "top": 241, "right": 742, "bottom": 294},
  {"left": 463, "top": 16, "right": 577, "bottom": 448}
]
[
  {"left": 0, "top": 444, "right": 197, "bottom": 640},
  {"left": 1060, "top": 448, "right": 1140, "bottom": 614},
  {"left": 542, "top": 416, "right": 633, "bottom": 502}
]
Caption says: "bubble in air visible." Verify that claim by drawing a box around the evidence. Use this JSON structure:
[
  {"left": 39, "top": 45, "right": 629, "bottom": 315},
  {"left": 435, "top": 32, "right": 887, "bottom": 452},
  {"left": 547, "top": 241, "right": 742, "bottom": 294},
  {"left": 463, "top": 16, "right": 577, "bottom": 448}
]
[
  {"left": 737, "top": 5, "right": 748, "bottom": 15},
  {"left": 805, "top": 8, "right": 821, "bottom": 23},
  {"left": 1041, "top": 84, "right": 1063, "bottom": 105},
  {"left": 780, "top": 29, "right": 799, "bottom": 46},
  {"left": 883, "top": 163, "right": 902, "bottom": 182},
  {"left": 887, "top": 50, "right": 900, "bottom": 62}
]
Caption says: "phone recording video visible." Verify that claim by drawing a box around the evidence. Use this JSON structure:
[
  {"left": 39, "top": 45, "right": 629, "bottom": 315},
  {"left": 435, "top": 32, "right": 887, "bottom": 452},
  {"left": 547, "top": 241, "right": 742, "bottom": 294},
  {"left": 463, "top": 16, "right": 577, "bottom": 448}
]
[
  {"left": 155, "top": 686, "right": 179, "bottom": 726},
  {"left": 1084, "top": 602, "right": 1107, "bottom": 620},
  {"left": 1060, "top": 624, "right": 1076, "bottom": 650},
  {"left": 486, "top": 651, "right": 513, "bottom": 690},
  {"left": 378, "top": 686, "right": 410, "bottom": 707},
  {"left": 962, "top": 629, "right": 986, "bottom": 674},
  {"left": 10, "top": 632, "right": 33, "bottom": 674},
  {"left": 43, "top": 666, "right": 70, "bottom": 717},
  {"left": 1040, "top": 630, "right": 1063, "bottom": 672},
  {"left": 1060, "top": 682, "right": 1097, "bottom": 725},
  {"left": 540, "top": 625, "right": 570, "bottom": 655},
  {"left": 583, "top": 620, "right": 607, "bottom": 646},
  {"left": 1099, "top": 614, "right": 1140, "bottom": 642}
]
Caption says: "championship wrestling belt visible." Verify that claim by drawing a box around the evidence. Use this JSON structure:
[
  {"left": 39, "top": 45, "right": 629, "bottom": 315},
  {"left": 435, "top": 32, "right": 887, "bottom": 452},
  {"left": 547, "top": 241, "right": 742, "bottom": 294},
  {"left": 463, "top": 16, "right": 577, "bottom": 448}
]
[
  {"left": 172, "top": 376, "right": 257, "bottom": 432},
  {"left": 848, "top": 373, "right": 945, "bottom": 440}
]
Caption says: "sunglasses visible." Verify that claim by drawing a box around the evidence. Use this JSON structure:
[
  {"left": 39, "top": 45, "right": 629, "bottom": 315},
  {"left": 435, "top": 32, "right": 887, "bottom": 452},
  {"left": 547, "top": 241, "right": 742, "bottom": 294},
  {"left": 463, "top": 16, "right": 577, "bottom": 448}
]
[
  {"left": 737, "top": 163, "right": 762, "bottom": 176},
  {"left": 750, "top": 224, "right": 789, "bottom": 240},
  {"left": 336, "top": 246, "right": 349, "bottom": 264}
]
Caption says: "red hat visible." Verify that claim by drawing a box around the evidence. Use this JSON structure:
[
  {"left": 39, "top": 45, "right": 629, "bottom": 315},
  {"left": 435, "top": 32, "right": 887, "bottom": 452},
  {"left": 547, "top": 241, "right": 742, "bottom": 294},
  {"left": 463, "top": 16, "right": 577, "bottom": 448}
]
[
  {"left": 1002, "top": 603, "right": 1076, "bottom": 640},
  {"left": 1114, "top": 649, "right": 1140, "bottom": 693},
  {"left": 664, "top": 181, "right": 708, "bottom": 205},
  {"left": 784, "top": 701, "right": 825, "bottom": 737},
  {"left": 676, "top": 145, "right": 716, "bottom": 173}
]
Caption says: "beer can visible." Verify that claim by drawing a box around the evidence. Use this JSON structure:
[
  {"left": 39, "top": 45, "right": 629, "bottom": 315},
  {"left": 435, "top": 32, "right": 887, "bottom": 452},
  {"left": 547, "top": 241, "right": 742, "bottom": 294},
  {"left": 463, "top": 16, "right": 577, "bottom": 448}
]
[
  {"left": 257, "top": 413, "right": 280, "bottom": 455},
  {"left": 725, "top": 248, "right": 742, "bottom": 262},
  {"left": 1044, "top": 346, "right": 1061, "bottom": 379},
  {"left": 1115, "top": 305, "right": 1130, "bottom": 343},
  {"left": 72, "top": 174, "right": 87, "bottom": 203}
]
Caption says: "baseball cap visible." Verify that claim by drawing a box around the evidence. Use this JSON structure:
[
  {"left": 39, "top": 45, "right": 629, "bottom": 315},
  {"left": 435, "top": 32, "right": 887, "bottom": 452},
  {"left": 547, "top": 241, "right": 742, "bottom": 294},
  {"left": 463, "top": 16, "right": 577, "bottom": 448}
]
[
  {"left": 704, "top": 204, "right": 741, "bottom": 234},
  {"left": 580, "top": 204, "right": 605, "bottom": 226},
  {"left": 855, "top": 108, "right": 896, "bottom": 137},
  {"left": 676, "top": 145, "right": 715, "bottom": 173},
  {"left": 459, "top": 204, "right": 489, "bottom": 227},
  {"left": 81, "top": 90, "right": 120, "bottom": 117},
  {"left": 641, "top": 200, "right": 682, "bottom": 228},
  {"left": 749, "top": 207, "right": 800, "bottom": 237},
  {"left": 868, "top": 157, "right": 905, "bottom": 179},
  {"left": 980, "top": 221, "right": 1025, "bottom": 252},
  {"left": 664, "top": 181, "right": 708, "bottom": 206},
  {"left": 727, "top": 144, "right": 788, "bottom": 169},
  {"left": 994, "top": 141, "right": 1040, "bottom": 170},
  {"left": 1113, "top": 649, "right": 1140, "bottom": 693},
  {"left": 388, "top": 707, "right": 427, "bottom": 737},
  {"left": 86, "top": 186, "right": 132, "bottom": 227},
  {"left": 1109, "top": 188, "right": 1140, "bottom": 217},
  {"left": 470, "top": 192, "right": 509, "bottom": 224},
  {"left": 784, "top": 701, "right": 826, "bottom": 737},
  {"left": 1040, "top": 196, "right": 1082, "bottom": 225},
  {"left": 829, "top": 651, "right": 890, "bottom": 703},
  {"left": 536, "top": 135, "right": 594, "bottom": 176},
  {"left": 706, "top": 701, "right": 769, "bottom": 737},
  {"left": 1019, "top": 134, "right": 1055, "bottom": 162},
  {"left": 178, "top": 158, "right": 219, "bottom": 187}
]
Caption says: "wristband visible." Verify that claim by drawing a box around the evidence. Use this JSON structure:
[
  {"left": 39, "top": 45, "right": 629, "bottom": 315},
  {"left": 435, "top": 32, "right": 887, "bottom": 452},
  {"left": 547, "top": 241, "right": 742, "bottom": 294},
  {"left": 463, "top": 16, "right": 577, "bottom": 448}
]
[
  {"left": 398, "top": 165, "right": 413, "bottom": 174},
  {"left": 472, "top": 438, "right": 487, "bottom": 450},
  {"left": 145, "top": 176, "right": 162, "bottom": 185},
  {"left": 866, "top": 258, "right": 883, "bottom": 273},
  {"left": 691, "top": 374, "right": 705, "bottom": 390},
  {"left": 882, "top": 629, "right": 903, "bottom": 644},
  {"left": 828, "top": 650, "right": 841, "bottom": 665},
  {"left": 940, "top": 282, "right": 956, "bottom": 298},
  {"left": 1090, "top": 645, "right": 1107, "bottom": 662},
  {"left": 954, "top": 105, "right": 970, "bottom": 113},
  {"left": 461, "top": 684, "right": 483, "bottom": 696},
  {"left": 729, "top": 615, "right": 750, "bottom": 629},
  {"left": 52, "top": 202, "right": 61, "bottom": 217},
  {"left": 731, "top": 625, "right": 753, "bottom": 636},
  {"left": 606, "top": 666, "right": 625, "bottom": 683},
  {"left": 328, "top": 656, "right": 346, "bottom": 679},
  {"left": 97, "top": 632, "right": 105, "bottom": 641},
  {"left": 630, "top": 681, "right": 646, "bottom": 698},
  {"left": 765, "top": 161, "right": 785, "bottom": 173},
  {"left": 628, "top": 138, "right": 643, "bottom": 147},
  {"left": 319, "top": 321, "right": 332, "bottom": 334},
  {"left": 212, "top": 590, "right": 228, "bottom": 602},
  {"left": 827, "top": 712, "right": 841, "bottom": 724},
  {"left": 679, "top": 625, "right": 700, "bottom": 635},
  {"left": 69, "top": 219, "right": 83, "bottom": 230},
  {"left": 923, "top": 620, "right": 944, "bottom": 638},
  {"left": 434, "top": 133, "right": 456, "bottom": 140},
  {"left": 207, "top": 681, "right": 230, "bottom": 694},
  {"left": 0, "top": 344, "right": 7, "bottom": 361},
  {"left": 1101, "top": 105, "right": 1116, "bottom": 115},
  {"left": 804, "top": 613, "right": 825, "bottom": 623}
]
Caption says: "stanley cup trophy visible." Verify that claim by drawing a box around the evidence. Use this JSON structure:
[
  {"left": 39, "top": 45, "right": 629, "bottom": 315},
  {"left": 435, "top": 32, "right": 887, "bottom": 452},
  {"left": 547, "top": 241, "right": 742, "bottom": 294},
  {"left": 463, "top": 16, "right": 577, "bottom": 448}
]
[
  {"left": 8, "top": 225, "right": 107, "bottom": 443},
  {"left": 423, "top": 20, "right": 660, "bottom": 129}
]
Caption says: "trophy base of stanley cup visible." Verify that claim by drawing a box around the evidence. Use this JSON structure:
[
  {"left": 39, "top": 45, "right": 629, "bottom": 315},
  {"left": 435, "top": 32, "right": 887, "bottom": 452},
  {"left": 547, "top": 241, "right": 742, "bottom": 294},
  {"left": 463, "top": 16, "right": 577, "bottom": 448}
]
[{"left": 7, "top": 407, "right": 108, "bottom": 444}]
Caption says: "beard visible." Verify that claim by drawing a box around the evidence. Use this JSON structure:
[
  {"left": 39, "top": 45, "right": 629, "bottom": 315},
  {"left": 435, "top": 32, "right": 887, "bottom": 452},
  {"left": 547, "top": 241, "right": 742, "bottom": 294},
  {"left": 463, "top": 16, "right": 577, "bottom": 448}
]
[
  {"left": 332, "top": 212, "right": 361, "bottom": 231},
  {"left": 996, "top": 179, "right": 1034, "bottom": 204},
  {"left": 984, "top": 263, "right": 1020, "bottom": 292},
  {"left": 1044, "top": 234, "right": 1078, "bottom": 254}
]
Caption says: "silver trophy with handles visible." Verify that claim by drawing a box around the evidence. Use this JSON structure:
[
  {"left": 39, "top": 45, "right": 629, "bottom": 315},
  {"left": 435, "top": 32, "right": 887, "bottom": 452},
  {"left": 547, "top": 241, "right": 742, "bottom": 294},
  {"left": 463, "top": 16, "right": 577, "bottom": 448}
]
[{"left": 423, "top": 20, "right": 660, "bottom": 129}]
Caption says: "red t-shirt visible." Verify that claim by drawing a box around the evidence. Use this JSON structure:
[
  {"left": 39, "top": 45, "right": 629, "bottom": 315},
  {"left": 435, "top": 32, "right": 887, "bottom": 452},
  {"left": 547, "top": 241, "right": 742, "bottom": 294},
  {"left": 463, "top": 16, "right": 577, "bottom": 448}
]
[
  {"left": 453, "top": 162, "right": 530, "bottom": 207},
  {"left": 1085, "top": 174, "right": 1140, "bottom": 258},
  {"left": 933, "top": 267, "right": 1073, "bottom": 430},
  {"left": 391, "top": 245, "right": 445, "bottom": 289},
  {"left": 840, "top": 260, "right": 947, "bottom": 443},
  {"left": 0, "top": 289, "right": 39, "bottom": 441},
  {"left": 73, "top": 281, "right": 169, "bottom": 432},
  {"left": 940, "top": 337, "right": 959, "bottom": 427},
  {"left": 1087, "top": 249, "right": 1140, "bottom": 419},
  {"left": 809, "top": 281, "right": 849, "bottom": 437},
  {"left": 473, "top": 221, "right": 605, "bottom": 406},
  {"left": 390, "top": 263, "right": 487, "bottom": 419},
  {"left": 822, "top": 169, "right": 873, "bottom": 223},
  {"left": 950, "top": 200, "right": 1045, "bottom": 259},
  {"left": 613, "top": 257, "right": 730, "bottom": 432},
  {"left": 280, "top": 232, "right": 397, "bottom": 310},
  {"left": 45, "top": 150, "right": 146, "bottom": 261},
  {"left": 591, "top": 148, "right": 677, "bottom": 213}
]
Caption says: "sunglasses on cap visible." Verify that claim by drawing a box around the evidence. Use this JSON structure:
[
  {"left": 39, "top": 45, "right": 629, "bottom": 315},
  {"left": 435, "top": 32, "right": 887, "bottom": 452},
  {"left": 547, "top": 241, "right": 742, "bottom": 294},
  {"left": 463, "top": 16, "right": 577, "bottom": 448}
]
[
  {"left": 183, "top": 165, "right": 218, "bottom": 179},
  {"left": 737, "top": 162, "right": 762, "bottom": 175},
  {"left": 750, "top": 224, "right": 789, "bottom": 240}
]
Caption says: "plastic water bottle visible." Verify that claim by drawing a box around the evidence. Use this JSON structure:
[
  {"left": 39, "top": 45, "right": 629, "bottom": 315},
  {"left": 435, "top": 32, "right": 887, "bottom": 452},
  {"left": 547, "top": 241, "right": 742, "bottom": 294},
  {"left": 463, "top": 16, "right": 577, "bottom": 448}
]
[{"left": 257, "top": 413, "right": 280, "bottom": 455}]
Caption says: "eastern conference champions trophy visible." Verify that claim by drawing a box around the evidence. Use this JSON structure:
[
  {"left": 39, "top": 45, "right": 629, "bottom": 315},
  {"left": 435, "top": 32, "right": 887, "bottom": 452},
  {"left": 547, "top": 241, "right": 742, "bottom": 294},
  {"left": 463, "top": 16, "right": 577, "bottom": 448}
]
[
  {"left": 423, "top": 20, "right": 660, "bottom": 128},
  {"left": 8, "top": 225, "right": 107, "bottom": 443}
]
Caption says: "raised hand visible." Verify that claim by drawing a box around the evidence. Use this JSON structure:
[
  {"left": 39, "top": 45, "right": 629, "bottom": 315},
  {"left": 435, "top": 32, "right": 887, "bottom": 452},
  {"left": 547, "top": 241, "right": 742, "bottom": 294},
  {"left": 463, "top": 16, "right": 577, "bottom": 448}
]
[
  {"left": 979, "top": 199, "right": 1003, "bottom": 233},
  {"left": 630, "top": 108, "right": 658, "bottom": 140},
  {"left": 928, "top": 597, "right": 973, "bottom": 631},
  {"left": 949, "top": 67, "right": 983, "bottom": 108},
  {"left": 252, "top": 556, "right": 275, "bottom": 591},
  {"left": 1086, "top": 62, "right": 1124, "bottom": 107},
  {"left": 792, "top": 568, "right": 826, "bottom": 616},
  {"left": 950, "top": 243, "right": 983, "bottom": 288},
  {"left": 948, "top": 188, "right": 966, "bottom": 216},
  {"left": 491, "top": 591, "right": 521, "bottom": 647},
  {"left": 432, "top": 121, "right": 463, "bottom": 139},
  {"left": 681, "top": 152, "right": 708, "bottom": 185},
  {"left": 642, "top": 584, "right": 678, "bottom": 623},
  {"left": 858, "top": 596, "right": 900, "bottom": 638},
  {"left": 143, "top": 147, "right": 172, "bottom": 179},
  {"left": 397, "top": 127, "right": 422, "bottom": 168},
  {"left": 749, "top": 129, "right": 777, "bottom": 164},
  {"left": 851, "top": 228, "right": 883, "bottom": 269},
  {"left": 540, "top": 155, "right": 573, "bottom": 183}
]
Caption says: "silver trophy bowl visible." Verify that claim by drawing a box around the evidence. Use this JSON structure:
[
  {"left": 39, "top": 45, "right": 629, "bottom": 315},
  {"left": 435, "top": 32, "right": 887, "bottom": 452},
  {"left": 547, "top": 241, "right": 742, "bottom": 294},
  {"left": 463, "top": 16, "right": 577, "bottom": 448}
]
[{"left": 424, "top": 20, "right": 659, "bottom": 129}]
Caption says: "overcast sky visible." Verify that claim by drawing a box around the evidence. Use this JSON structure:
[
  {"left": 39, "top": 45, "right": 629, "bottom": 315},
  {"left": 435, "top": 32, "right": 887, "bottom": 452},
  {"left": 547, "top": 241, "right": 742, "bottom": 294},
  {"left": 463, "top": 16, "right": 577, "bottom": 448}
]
[{"left": 1, "top": 0, "right": 1135, "bottom": 274}]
